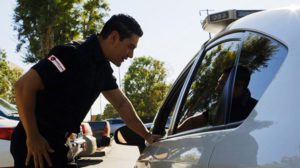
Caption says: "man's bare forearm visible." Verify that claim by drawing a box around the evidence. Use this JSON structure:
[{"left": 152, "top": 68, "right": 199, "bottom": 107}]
[
  {"left": 102, "top": 88, "right": 150, "bottom": 140},
  {"left": 114, "top": 97, "right": 150, "bottom": 139},
  {"left": 14, "top": 69, "right": 44, "bottom": 138}
]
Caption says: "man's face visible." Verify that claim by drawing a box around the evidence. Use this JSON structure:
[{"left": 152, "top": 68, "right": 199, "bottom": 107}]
[{"left": 110, "top": 33, "right": 139, "bottom": 67}]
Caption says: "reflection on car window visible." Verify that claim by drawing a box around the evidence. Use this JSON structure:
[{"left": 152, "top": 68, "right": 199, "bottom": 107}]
[
  {"left": 152, "top": 57, "right": 197, "bottom": 135},
  {"left": 176, "top": 41, "right": 240, "bottom": 133},
  {"left": 229, "top": 32, "right": 287, "bottom": 122}
]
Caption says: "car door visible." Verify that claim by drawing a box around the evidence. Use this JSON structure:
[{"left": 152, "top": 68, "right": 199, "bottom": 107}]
[
  {"left": 135, "top": 32, "right": 245, "bottom": 168},
  {"left": 208, "top": 31, "right": 288, "bottom": 168}
]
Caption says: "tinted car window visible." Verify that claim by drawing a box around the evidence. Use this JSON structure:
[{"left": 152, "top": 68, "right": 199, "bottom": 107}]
[
  {"left": 152, "top": 56, "right": 197, "bottom": 135},
  {"left": 112, "top": 120, "right": 124, "bottom": 124},
  {"left": 228, "top": 32, "right": 287, "bottom": 123},
  {"left": 176, "top": 41, "right": 240, "bottom": 133}
]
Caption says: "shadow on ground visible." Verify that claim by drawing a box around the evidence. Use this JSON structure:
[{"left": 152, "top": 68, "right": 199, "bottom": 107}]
[
  {"left": 77, "top": 159, "right": 103, "bottom": 167},
  {"left": 76, "top": 151, "right": 105, "bottom": 167}
]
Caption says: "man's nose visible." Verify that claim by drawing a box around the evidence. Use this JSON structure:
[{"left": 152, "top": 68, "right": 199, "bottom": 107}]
[{"left": 128, "top": 50, "right": 134, "bottom": 58}]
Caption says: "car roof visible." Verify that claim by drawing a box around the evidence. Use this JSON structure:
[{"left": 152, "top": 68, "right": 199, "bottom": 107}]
[
  {"left": 224, "top": 8, "right": 300, "bottom": 47},
  {"left": 106, "top": 118, "right": 122, "bottom": 121}
]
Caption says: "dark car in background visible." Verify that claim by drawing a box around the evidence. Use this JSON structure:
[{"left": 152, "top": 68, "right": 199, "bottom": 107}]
[
  {"left": 88, "top": 121, "right": 111, "bottom": 147},
  {"left": 105, "top": 118, "right": 125, "bottom": 136}
]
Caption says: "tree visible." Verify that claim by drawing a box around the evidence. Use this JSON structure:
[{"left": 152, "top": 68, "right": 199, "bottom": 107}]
[
  {"left": 101, "top": 104, "right": 119, "bottom": 120},
  {"left": 123, "top": 56, "right": 170, "bottom": 122},
  {"left": 14, "top": 0, "right": 110, "bottom": 63},
  {"left": 0, "top": 49, "right": 23, "bottom": 104},
  {"left": 94, "top": 114, "right": 103, "bottom": 121}
]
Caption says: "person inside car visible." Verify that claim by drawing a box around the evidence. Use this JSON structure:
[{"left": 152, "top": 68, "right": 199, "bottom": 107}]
[{"left": 177, "top": 65, "right": 257, "bottom": 133}]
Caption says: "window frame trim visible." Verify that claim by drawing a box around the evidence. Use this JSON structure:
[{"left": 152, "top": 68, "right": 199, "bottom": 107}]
[
  {"left": 150, "top": 52, "right": 200, "bottom": 135},
  {"left": 169, "top": 33, "right": 245, "bottom": 136}
]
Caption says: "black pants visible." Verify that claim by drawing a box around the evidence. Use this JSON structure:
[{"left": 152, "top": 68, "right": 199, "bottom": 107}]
[{"left": 10, "top": 122, "right": 69, "bottom": 168}]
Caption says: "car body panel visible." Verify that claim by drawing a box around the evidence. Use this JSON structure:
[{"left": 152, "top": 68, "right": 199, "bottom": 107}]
[
  {"left": 136, "top": 131, "right": 222, "bottom": 168},
  {"left": 209, "top": 43, "right": 300, "bottom": 167},
  {"left": 0, "top": 116, "right": 18, "bottom": 167},
  {"left": 0, "top": 139, "right": 13, "bottom": 167},
  {"left": 208, "top": 8, "right": 300, "bottom": 167}
]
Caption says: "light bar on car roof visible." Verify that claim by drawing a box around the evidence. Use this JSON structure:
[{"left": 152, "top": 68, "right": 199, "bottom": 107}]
[{"left": 202, "top": 9, "right": 262, "bottom": 34}]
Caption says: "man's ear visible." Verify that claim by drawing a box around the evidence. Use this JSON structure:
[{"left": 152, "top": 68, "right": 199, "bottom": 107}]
[{"left": 109, "top": 30, "right": 120, "bottom": 44}]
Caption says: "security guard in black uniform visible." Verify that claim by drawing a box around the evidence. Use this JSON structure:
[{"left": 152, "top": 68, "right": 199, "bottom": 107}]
[{"left": 11, "top": 14, "right": 160, "bottom": 168}]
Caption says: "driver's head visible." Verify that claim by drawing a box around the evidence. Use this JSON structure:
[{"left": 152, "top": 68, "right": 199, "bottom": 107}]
[{"left": 216, "top": 65, "right": 251, "bottom": 98}]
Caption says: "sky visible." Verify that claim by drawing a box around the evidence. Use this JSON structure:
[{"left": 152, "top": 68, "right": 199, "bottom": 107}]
[{"left": 0, "top": 0, "right": 299, "bottom": 117}]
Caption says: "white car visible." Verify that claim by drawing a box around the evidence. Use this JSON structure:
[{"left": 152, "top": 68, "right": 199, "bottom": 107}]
[
  {"left": 114, "top": 8, "right": 300, "bottom": 167},
  {"left": 78, "top": 122, "right": 97, "bottom": 156},
  {"left": 0, "top": 116, "right": 18, "bottom": 167}
]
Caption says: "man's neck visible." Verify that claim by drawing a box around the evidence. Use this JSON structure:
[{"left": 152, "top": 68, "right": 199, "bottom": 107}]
[{"left": 97, "top": 36, "right": 110, "bottom": 61}]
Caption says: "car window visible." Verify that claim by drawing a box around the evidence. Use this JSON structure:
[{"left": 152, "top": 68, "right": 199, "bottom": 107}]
[
  {"left": 227, "top": 32, "right": 287, "bottom": 123},
  {"left": 0, "top": 98, "right": 18, "bottom": 115},
  {"left": 112, "top": 120, "right": 124, "bottom": 124},
  {"left": 175, "top": 40, "right": 240, "bottom": 133},
  {"left": 152, "top": 55, "right": 198, "bottom": 136}
]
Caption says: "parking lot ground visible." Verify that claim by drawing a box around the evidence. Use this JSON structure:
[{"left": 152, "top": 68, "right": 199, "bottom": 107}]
[
  {"left": 77, "top": 140, "right": 139, "bottom": 168},
  {"left": 76, "top": 146, "right": 109, "bottom": 167}
]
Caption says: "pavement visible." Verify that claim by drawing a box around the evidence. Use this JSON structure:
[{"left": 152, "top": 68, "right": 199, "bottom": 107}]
[{"left": 77, "top": 140, "right": 139, "bottom": 168}]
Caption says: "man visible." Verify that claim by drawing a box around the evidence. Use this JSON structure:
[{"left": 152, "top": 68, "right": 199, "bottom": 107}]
[
  {"left": 177, "top": 65, "right": 257, "bottom": 132},
  {"left": 11, "top": 14, "right": 160, "bottom": 168}
]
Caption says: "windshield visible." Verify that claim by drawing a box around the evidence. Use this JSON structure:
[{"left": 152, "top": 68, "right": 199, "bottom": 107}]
[{"left": 0, "top": 98, "right": 18, "bottom": 115}]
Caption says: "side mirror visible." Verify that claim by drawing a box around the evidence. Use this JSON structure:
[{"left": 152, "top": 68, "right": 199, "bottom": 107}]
[{"left": 114, "top": 126, "right": 146, "bottom": 153}]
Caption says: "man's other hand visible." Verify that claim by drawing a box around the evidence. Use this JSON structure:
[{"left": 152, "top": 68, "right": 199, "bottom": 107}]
[
  {"left": 25, "top": 134, "right": 54, "bottom": 168},
  {"left": 145, "top": 133, "right": 163, "bottom": 144}
]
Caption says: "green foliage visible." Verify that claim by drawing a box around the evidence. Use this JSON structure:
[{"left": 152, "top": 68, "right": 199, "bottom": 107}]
[
  {"left": 239, "top": 33, "right": 279, "bottom": 72},
  {"left": 94, "top": 114, "right": 103, "bottom": 121},
  {"left": 101, "top": 104, "right": 119, "bottom": 120},
  {"left": 124, "top": 56, "right": 170, "bottom": 121},
  {"left": 182, "top": 42, "right": 239, "bottom": 121},
  {"left": 0, "top": 49, "right": 23, "bottom": 104},
  {"left": 14, "top": 0, "right": 110, "bottom": 63},
  {"left": 181, "top": 33, "right": 280, "bottom": 122}
]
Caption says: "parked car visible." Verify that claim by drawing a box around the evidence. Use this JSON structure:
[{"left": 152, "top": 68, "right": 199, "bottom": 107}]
[
  {"left": 78, "top": 122, "right": 97, "bottom": 156},
  {"left": 88, "top": 121, "right": 111, "bottom": 147},
  {"left": 0, "top": 115, "right": 18, "bottom": 168},
  {"left": 114, "top": 8, "right": 300, "bottom": 167},
  {"left": 105, "top": 118, "right": 125, "bottom": 136},
  {"left": 0, "top": 97, "right": 85, "bottom": 167},
  {"left": 0, "top": 97, "right": 19, "bottom": 121}
]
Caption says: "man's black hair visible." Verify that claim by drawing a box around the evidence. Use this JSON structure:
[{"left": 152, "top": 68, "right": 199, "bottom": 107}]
[
  {"left": 100, "top": 14, "right": 143, "bottom": 40},
  {"left": 223, "top": 65, "right": 251, "bottom": 89}
]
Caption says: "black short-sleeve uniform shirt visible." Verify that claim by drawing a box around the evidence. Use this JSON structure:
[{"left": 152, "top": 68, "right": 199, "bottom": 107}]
[{"left": 32, "top": 34, "right": 118, "bottom": 133}]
